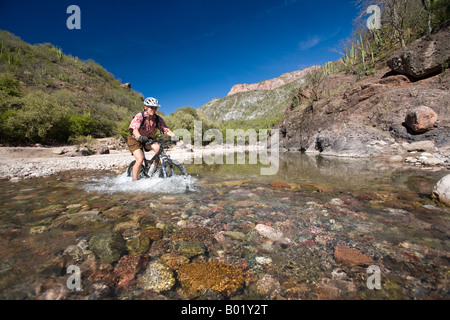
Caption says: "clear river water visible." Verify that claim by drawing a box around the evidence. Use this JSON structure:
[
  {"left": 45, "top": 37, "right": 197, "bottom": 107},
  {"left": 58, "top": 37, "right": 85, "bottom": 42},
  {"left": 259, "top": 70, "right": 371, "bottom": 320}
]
[{"left": 0, "top": 152, "right": 449, "bottom": 300}]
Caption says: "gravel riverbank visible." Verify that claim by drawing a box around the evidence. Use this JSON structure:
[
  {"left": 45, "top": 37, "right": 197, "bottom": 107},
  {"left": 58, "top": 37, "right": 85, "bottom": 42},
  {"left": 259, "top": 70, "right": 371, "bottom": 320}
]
[
  {"left": 1, "top": 142, "right": 449, "bottom": 181},
  {"left": 0, "top": 144, "right": 260, "bottom": 181},
  {"left": 0, "top": 148, "right": 133, "bottom": 181}
]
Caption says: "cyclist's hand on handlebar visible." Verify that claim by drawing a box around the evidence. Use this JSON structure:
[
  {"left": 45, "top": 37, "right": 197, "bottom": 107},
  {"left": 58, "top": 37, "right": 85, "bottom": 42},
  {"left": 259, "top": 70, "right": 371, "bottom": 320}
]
[{"left": 137, "top": 136, "right": 148, "bottom": 144}]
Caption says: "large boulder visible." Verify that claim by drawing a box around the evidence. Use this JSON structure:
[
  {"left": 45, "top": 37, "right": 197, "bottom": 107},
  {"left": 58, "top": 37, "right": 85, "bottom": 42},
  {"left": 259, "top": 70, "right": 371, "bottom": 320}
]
[
  {"left": 405, "top": 106, "right": 438, "bottom": 133},
  {"left": 387, "top": 22, "right": 450, "bottom": 79},
  {"left": 432, "top": 174, "right": 450, "bottom": 206}
]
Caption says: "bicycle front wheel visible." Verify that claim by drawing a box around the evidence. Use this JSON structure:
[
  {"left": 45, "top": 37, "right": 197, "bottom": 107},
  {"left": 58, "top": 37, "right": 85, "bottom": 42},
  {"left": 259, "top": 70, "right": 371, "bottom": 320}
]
[{"left": 161, "top": 159, "right": 187, "bottom": 178}]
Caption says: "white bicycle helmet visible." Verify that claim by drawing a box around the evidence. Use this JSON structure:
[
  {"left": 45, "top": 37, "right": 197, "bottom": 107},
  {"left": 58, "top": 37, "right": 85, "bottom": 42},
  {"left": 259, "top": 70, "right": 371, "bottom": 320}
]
[{"left": 144, "top": 97, "right": 160, "bottom": 108}]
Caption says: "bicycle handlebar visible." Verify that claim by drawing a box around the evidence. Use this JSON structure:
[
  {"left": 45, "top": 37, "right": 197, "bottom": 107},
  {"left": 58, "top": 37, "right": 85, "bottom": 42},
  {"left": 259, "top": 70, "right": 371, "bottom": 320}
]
[{"left": 141, "top": 138, "right": 174, "bottom": 149}]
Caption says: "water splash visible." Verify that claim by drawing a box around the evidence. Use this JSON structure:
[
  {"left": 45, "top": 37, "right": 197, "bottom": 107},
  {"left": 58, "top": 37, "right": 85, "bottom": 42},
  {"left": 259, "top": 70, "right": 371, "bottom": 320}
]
[{"left": 82, "top": 172, "right": 198, "bottom": 194}]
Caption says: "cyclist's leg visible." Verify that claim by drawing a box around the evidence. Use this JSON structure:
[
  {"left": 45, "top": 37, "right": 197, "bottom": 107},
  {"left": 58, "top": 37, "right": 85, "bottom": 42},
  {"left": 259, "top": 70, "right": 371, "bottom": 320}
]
[
  {"left": 149, "top": 142, "right": 160, "bottom": 153},
  {"left": 148, "top": 142, "right": 161, "bottom": 164},
  {"left": 132, "top": 149, "right": 144, "bottom": 181}
]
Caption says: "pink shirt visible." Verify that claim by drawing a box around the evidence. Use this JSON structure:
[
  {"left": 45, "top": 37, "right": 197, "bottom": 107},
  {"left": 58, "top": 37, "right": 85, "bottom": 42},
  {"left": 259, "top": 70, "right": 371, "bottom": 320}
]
[{"left": 129, "top": 112, "right": 170, "bottom": 138}]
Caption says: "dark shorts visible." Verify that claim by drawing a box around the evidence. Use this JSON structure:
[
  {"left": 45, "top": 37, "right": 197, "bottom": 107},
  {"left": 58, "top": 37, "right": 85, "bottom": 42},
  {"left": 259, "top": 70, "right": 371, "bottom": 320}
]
[{"left": 127, "top": 135, "right": 150, "bottom": 154}]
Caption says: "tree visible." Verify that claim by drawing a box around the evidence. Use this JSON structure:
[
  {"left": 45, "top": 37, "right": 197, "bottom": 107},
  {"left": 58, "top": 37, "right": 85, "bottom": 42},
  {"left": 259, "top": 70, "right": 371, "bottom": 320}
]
[
  {"left": 420, "top": 0, "right": 450, "bottom": 32},
  {"left": 305, "top": 67, "right": 325, "bottom": 101},
  {"left": 422, "top": 0, "right": 435, "bottom": 33}
]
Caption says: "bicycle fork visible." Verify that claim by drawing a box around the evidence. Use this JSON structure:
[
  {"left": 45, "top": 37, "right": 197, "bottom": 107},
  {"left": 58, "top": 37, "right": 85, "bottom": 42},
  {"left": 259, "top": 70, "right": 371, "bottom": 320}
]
[{"left": 160, "top": 157, "right": 168, "bottom": 178}]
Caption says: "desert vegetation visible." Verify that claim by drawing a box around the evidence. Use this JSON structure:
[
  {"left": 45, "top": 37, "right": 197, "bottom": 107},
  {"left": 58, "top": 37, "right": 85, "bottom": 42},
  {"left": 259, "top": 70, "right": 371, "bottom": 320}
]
[{"left": 0, "top": 30, "right": 143, "bottom": 145}]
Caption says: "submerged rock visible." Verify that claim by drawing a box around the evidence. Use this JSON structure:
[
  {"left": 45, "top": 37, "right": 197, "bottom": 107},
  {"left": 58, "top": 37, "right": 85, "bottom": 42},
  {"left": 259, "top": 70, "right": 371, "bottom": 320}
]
[
  {"left": 175, "top": 241, "right": 207, "bottom": 259},
  {"left": 126, "top": 236, "right": 151, "bottom": 255},
  {"left": 63, "top": 239, "right": 91, "bottom": 261},
  {"left": 255, "top": 256, "right": 273, "bottom": 265},
  {"left": 334, "top": 246, "right": 373, "bottom": 266},
  {"left": 37, "top": 283, "right": 69, "bottom": 300},
  {"left": 89, "top": 232, "right": 127, "bottom": 264},
  {"left": 114, "top": 255, "right": 148, "bottom": 290},
  {"left": 160, "top": 253, "right": 190, "bottom": 270},
  {"left": 254, "top": 224, "right": 291, "bottom": 244},
  {"left": 87, "top": 283, "right": 110, "bottom": 300},
  {"left": 29, "top": 226, "right": 48, "bottom": 235},
  {"left": 140, "top": 228, "right": 163, "bottom": 240},
  {"left": 177, "top": 261, "right": 247, "bottom": 298},
  {"left": 256, "top": 274, "right": 282, "bottom": 299},
  {"left": 331, "top": 268, "right": 347, "bottom": 280},
  {"left": 139, "top": 261, "right": 175, "bottom": 293},
  {"left": 196, "top": 288, "right": 225, "bottom": 300}
]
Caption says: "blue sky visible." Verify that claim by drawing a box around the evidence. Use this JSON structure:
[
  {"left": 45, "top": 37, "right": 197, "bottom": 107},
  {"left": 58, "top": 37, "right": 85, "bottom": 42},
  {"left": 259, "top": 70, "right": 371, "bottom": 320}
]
[{"left": 0, "top": 0, "right": 361, "bottom": 115}]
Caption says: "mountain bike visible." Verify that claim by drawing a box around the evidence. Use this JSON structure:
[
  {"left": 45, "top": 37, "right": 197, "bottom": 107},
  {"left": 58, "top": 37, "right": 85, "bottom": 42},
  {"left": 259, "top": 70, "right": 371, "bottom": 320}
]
[{"left": 126, "top": 138, "right": 187, "bottom": 180}]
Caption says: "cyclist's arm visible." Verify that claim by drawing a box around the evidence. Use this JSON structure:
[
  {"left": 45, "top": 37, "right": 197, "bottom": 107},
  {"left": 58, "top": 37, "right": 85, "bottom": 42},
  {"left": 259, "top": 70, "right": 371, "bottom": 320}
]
[
  {"left": 158, "top": 117, "right": 175, "bottom": 137},
  {"left": 130, "top": 113, "right": 145, "bottom": 140},
  {"left": 165, "top": 129, "right": 175, "bottom": 137},
  {"left": 132, "top": 128, "right": 141, "bottom": 139}
]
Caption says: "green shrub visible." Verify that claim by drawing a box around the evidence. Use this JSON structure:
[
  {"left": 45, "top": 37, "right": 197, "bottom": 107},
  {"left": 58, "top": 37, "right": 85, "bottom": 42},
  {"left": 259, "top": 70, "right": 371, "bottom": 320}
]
[
  {"left": 68, "top": 112, "right": 95, "bottom": 136},
  {"left": 0, "top": 110, "right": 16, "bottom": 142},
  {"left": 5, "top": 90, "right": 71, "bottom": 143},
  {"left": 118, "top": 117, "right": 132, "bottom": 140},
  {"left": 0, "top": 72, "right": 21, "bottom": 97},
  {"left": 51, "top": 90, "right": 77, "bottom": 108}
]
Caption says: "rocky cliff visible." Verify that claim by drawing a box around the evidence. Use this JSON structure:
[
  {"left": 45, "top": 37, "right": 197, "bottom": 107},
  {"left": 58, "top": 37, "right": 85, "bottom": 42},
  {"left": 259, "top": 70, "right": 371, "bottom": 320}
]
[
  {"left": 198, "top": 67, "right": 318, "bottom": 122},
  {"left": 227, "top": 66, "right": 319, "bottom": 96},
  {"left": 198, "top": 81, "right": 302, "bottom": 122},
  {"left": 275, "top": 23, "right": 450, "bottom": 158}
]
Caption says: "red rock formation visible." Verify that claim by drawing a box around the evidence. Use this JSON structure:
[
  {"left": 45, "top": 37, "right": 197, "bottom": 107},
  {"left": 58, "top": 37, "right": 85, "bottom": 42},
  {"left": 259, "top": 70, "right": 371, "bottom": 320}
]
[{"left": 227, "top": 66, "right": 320, "bottom": 96}]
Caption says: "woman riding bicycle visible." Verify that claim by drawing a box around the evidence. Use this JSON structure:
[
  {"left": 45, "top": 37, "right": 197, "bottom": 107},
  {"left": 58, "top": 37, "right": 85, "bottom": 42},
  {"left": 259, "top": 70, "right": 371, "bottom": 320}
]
[{"left": 127, "top": 97, "right": 175, "bottom": 181}]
